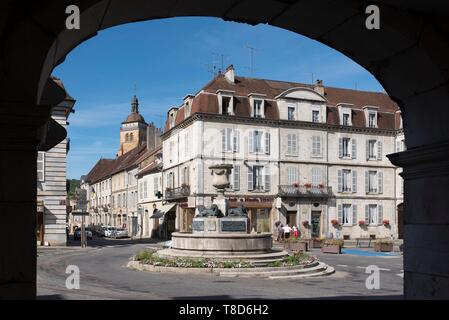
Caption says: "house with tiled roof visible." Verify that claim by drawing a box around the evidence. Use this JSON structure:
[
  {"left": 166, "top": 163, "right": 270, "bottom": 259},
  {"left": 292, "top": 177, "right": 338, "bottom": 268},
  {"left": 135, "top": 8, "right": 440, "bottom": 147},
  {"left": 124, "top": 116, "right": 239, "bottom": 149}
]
[{"left": 161, "top": 65, "right": 405, "bottom": 239}]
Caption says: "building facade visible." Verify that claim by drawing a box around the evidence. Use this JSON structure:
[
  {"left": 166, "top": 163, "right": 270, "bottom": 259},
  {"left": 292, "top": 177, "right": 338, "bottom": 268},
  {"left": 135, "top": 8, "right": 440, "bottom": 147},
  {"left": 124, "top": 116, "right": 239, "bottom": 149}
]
[
  {"left": 37, "top": 78, "right": 75, "bottom": 246},
  {"left": 161, "top": 66, "right": 404, "bottom": 240}
]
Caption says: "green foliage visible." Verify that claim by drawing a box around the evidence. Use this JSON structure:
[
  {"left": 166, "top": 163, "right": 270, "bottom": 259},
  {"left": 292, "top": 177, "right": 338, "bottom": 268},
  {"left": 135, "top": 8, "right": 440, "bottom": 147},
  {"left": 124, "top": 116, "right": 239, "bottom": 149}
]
[
  {"left": 67, "top": 179, "right": 80, "bottom": 198},
  {"left": 323, "top": 239, "right": 344, "bottom": 246}
]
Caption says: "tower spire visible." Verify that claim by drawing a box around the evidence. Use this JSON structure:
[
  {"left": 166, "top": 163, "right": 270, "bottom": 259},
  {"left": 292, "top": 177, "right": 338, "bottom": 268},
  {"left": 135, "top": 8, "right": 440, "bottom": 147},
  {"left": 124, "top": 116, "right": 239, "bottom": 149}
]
[{"left": 131, "top": 95, "right": 139, "bottom": 113}]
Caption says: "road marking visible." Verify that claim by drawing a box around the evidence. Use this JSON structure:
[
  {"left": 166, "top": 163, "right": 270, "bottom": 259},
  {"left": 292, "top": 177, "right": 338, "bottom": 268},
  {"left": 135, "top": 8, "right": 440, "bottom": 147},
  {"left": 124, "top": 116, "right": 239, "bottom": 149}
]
[
  {"left": 336, "top": 264, "right": 348, "bottom": 267},
  {"left": 396, "top": 272, "right": 404, "bottom": 278},
  {"left": 355, "top": 266, "right": 391, "bottom": 271}
]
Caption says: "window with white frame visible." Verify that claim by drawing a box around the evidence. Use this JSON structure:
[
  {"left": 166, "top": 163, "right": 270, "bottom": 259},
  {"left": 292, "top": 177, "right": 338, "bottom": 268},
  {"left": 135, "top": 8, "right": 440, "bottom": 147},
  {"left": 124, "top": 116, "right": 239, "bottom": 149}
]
[
  {"left": 338, "top": 204, "right": 353, "bottom": 225},
  {"left": 365, "top": 170, "right": 383, "bottom": 194},
  {"left": 368, "top": 112, "right": 377, "bottom": 128},
  {"left": 366, "top": 139, "right": 382, "bottom": 160},
  {"left": 222, "top": 96, "right": 232, "bottom": 115},
  {"left": 247, "top": 165, "right": 270, "bottom": 191},
  {"left": 338, "top": 169, "right": 356, "bottom": 192},
  {"left": 288, "top": 106, "right": 295, "bottom": 120},
  {"left": 153, "top": 176, "right": 158, "bottom": 194},
  {"left": 184, "top": 131, "right": 190, "bottom": 156},
  {"left": 249, "top": 130, "right": 269, "bottom": 154},
  {"left": 182, "top": 166, "right": 189, "bottom": 186},
  {"left": 342, "top": 112, "right": 351, "bottom": 126},
  {"left": 287, "top": 167, "right": 298, "bottom": 185},
  {"left": 340, "top": 138, "right": 351, "bottom": 157},
  {"left": 222, "top": 128, "right": 239, "bottom": 153},
  {"left": 312, "top": 136, "right": 322, "bottom": 157},
  {"left": 37, "top": 152, "right": 45, "bottom": 182},
  {"left": 287, "top": 133, "right": 298, "bottom": 155},
  {"left": 365, "top": 204, "right": 383, "bottom": 225},
  {"left": 118, "top": 194, "right": 121, "bottom": 208},
  {"left": 253, "top": 99, "right": 263, "bottom": 118},
  {"left": 312, "top": 167, "right": 322, "bottom": 187},
  {"left": 143, "top": 181, "right": 148, "bottom": 198},
  {"left": 312, "top": 110, "right": 320, "bottom": 123},
  {"left": 169, "top": 141, "right": 174, "bottom": 163},
  {"left": 233, "top": 165, "right": 240, "bottom": 190},
  {"left": 185, "top": 101, "right": 191, "bottom": 118}
]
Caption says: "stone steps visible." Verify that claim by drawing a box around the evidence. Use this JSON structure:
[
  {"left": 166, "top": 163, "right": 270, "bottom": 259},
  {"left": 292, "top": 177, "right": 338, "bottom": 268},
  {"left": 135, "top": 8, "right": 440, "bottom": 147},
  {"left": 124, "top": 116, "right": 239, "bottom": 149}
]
[{"left": 218, "top": 261, "right": 334, "bottom": 279}]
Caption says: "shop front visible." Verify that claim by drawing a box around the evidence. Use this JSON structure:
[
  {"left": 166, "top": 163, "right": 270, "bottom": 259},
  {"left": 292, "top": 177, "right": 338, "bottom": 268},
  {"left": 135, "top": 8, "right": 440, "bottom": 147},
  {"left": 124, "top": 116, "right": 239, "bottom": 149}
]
[
  {"left": 228, "top": 197, "right": 275, "bottom": 233},
  {"left": 36, "top": 201, "right": 45, "bottom": 245}
]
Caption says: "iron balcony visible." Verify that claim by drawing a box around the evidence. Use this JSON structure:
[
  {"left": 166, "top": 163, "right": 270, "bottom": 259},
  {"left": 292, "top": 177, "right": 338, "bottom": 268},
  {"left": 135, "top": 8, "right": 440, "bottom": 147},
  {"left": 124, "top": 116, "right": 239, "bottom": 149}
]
[
  {"left": 278, "top": 185, "right": 333, "bottom": 198},
  {"left": 165, "top": 185, "right": 191, "bottom": 200}
]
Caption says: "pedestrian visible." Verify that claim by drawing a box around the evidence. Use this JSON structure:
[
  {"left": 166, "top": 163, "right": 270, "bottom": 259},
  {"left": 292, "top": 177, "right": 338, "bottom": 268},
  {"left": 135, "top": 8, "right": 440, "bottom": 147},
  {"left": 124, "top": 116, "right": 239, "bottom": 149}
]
[
  {"left": 277, "top": 223, "right": 284, "bottom": 242},
  {"left": 293, "top": 225, "right": 299, "bottom": 238},
  {"left": 283, "top": 224, "right": 292, "bottom": 239}
]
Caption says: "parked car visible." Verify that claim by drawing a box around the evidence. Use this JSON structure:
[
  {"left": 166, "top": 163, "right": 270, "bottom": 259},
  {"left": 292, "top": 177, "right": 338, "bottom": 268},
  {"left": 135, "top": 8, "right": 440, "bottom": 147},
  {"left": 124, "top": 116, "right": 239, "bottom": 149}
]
[
  {"left": 74, "top": 227, "right": 92, "bottom": 240},
  {"left": 114, "top": 228, "right": 129, "bottom": 238},
  {"left": 104, "top": 226, "right": 116, "bottom": 238}
]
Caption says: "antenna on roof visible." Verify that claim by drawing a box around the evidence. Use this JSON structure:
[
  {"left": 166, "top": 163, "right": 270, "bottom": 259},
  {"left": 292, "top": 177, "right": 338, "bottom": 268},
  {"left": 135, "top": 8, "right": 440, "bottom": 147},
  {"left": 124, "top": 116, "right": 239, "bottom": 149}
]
[{"left": 246, "top": 45, "right": 257, "bottom": 75}]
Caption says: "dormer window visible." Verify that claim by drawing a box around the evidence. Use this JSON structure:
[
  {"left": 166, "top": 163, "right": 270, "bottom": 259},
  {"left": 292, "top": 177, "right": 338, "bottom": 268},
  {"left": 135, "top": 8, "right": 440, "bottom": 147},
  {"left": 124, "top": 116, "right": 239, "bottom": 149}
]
[
  {"left": 222, "top": 96, "right": 231, "bottom": 115},
  {"left": 342, "top": 112, "right": 350, "bottom": 126},
  {"left": 368, "top": 112, "right": 377, "bottom": 128},
  {"left": 312, "top": 110, "right": 320, "bottom": 123},
  {"left": 253, "top": 99, "right": 263, "bottom": 118},
  {"left": 185, "top": 101, "right": 191, "bottom": 118},
  {"left": 288, "top": 105, "right": 295, "bottom": 120},
  {"left": 170, "top": 114, "right": 175, "bottom": 128}
]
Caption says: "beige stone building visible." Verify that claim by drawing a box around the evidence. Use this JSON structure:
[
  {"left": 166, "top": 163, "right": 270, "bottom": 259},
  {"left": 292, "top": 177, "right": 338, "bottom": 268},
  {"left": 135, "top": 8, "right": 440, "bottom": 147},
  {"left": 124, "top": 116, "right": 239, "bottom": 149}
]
[{"left": 161, "top": 65, "right": 404, "bottom": 240}]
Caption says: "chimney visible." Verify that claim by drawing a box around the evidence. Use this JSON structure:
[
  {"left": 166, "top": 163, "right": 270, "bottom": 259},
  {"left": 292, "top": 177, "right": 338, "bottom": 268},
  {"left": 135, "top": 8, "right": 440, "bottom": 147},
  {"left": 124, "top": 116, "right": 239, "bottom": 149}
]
[
  {"left": 314, "top": 79, "right": 325, "bottom": 96},
  {"left": 146, "top": 124, "right": 154, "bottom": 152},
  {"left": 224, "top": 64, "right": 235, "bottom": 83}
]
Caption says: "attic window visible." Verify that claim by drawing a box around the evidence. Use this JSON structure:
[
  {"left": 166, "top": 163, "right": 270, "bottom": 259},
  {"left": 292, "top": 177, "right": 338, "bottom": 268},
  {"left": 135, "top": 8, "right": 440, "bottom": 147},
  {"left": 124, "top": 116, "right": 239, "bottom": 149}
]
[
  {"left": 185, "top": 101, "right": 191, "bottom": 118},
  {"left": 222, "top": 96, "right": 231, "bottom": 115},
  {"left": 368, "top": 112, "right": 377, "bottom": 128},
  {"left": 342, "top": 112, "right": 350, "bottom": 126},
  {"left": 170, "top": 113, "right": 175, "bottom": 128},
  {"left": 253, "top": 99, "right": 264, "bottom": 118}
]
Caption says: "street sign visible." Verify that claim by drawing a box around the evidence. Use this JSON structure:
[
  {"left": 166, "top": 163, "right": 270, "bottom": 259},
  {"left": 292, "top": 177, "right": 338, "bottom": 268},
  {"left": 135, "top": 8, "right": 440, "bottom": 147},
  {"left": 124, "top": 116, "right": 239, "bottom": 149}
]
[{"left": 75, "top": 187, "right": 87, "bottom": 212}]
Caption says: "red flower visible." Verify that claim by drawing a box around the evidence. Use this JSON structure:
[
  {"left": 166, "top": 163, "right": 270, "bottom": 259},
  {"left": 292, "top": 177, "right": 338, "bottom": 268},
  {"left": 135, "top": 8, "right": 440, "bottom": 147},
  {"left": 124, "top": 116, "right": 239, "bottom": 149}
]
[
  {"left": 358, "top": 220, "right": 366, "bottom": 225},
  {"left": 383, "top": 219, "right": 390, "bottom": 225},
  {"left": 302, "top": 220, "right": 309, "bottom": 226},
  {"left": 331, "top": 219, "right": 339, "bottom": 226}
]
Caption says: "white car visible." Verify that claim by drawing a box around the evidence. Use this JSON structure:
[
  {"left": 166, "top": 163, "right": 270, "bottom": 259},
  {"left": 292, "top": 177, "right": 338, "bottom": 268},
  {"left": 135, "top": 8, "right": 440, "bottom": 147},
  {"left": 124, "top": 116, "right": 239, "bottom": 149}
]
[
  {"left": 104, "top": 226, "right": 116, "bottom": 238},
  {"left": 114, "top": 228, "right": 129, "bottom": 238}
]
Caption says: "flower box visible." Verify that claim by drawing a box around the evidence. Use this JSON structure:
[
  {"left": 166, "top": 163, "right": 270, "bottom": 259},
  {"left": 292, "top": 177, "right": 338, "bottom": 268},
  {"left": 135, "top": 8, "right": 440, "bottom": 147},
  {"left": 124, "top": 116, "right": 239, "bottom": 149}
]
[
  {"left": 302, "top": 220, "right": 309, "bottom": 227},
  {"left": 382, "top": 219, "right": 390, "bottom": 226},
  {"left": 321, "top": 239, "right": 343, "bottom": 254},
  {"left": 284, "top": 240, "right": 308, "bottom": 252},
  {"left": 358, "top": 220, "right": 366, "bottom": 226},
  {"left": 331, "top": 219, "right": 340, "bottom": 227},
  {"left": 374, "top": 240, "right": 393, "bottom": 252},
  {"left": 302, "top": 238, "right": 322, "bottom": 248}
]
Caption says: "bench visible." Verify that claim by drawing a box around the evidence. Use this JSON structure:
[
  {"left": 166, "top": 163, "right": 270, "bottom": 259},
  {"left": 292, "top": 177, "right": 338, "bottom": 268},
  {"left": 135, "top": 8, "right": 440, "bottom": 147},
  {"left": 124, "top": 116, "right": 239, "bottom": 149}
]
[{"left": 355, "top": 237, "right": 372, "bottom": 248}]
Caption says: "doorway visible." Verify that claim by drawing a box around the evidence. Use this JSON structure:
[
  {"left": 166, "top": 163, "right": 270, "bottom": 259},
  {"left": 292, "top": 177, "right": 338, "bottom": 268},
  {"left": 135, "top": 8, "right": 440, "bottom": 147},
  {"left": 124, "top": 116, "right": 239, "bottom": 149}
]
[
  {"left": 287, "top": 211, "right": 297, "bottom": 227},
  {"left": 311, "top": 211, "right": 321, "bottom": 238},
  {"left": 397, "top": 203, "right": 404, "bottom": 239}
]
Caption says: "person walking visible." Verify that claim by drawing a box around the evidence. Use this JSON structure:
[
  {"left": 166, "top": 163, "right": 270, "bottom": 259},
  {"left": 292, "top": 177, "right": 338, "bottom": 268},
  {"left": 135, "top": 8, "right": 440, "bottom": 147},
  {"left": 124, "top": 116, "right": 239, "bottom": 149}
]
[
  {"left": 283, "top": 224, "right": 292, "bottom": 239},
  {"left": 277, "top": 223, "right": 284, "bottom": 242},
  {"left": 292, "top": 225, "right": 299, "bottom": 239}
]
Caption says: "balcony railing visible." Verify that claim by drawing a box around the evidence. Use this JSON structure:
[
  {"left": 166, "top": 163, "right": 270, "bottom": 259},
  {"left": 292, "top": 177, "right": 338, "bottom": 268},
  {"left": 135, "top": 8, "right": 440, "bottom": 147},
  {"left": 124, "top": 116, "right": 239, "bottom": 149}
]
[
  {"left": 278, "top": 185, "right": 333, "bottom": 198},
  {"left": 165, "top": 185, "right": 191, "bottom": 200}
]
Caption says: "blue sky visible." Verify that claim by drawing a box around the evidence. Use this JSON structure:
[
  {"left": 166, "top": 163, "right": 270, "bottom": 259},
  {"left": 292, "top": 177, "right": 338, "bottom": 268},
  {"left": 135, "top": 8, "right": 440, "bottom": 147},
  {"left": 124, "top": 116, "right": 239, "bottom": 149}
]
[{"left": 53, "top": 17, "right": 384, "bottom": 179}]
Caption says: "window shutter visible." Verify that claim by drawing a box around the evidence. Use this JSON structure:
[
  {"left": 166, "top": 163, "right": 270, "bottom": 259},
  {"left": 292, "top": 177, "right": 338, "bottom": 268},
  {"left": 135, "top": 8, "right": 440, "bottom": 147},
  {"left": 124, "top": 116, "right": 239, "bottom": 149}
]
[
  {"left": 221, "top": 129, "right": 226, "bottom": 152},
  {"left": 295, "top": 134, "right": 299, "bottom": 154},
  {"left": 377, "top": 141, "right": 382, "bottom": 160},
  {"left": 265, "top": 132, "right": 271, "bottom": 154},
  {"left": 318, "top": 136, "right": 322, "bottom": 156},
  {"left": 234, "top": 165, "right": 240, "bottom": 190},
  {"left": 365, "top": 205, "right": 370, "bottom": 225},
  {"left": 366, "top": 140, "right": 370, "bottom": 160},
  {"left": 37, "top": 152, "right": 45, "bottom": 182},
  {"left": 352, "top": 139, "right": 357, "bottom": 159},
  {"left": 352, "top": 170, "right": 357, "bottom": 193},
  {"left": 247, "top": 166, "right": 253, "bottom": 191},
  {"left": 248, "top": 131, "right": 254, "bottom": 153},
  {"left": 378, "top": 205, "right": 383, "bottom": 225},
  {"left": 337, "top": 204, "right": 342, "bottom": 224},
  {"left": 337, "top": 170, "right": 342, "bottom": 192},
  {"left": 365, "top": 171, "right": 369, "bottom": 194},
  {"left": 352, "top": 205, "right": 357, "bottom": 225},
  {"left": 264, "top": 166, "right": 271, "bottom": 191},
  {"left": 338, "top": 138, "right": 343, "bottom": 158},
  {"left": 378, "top": 171, "right": 383, "bottom": 194},
  {"left": 233, "top": 129, "right": 239, "bottom": 152}
]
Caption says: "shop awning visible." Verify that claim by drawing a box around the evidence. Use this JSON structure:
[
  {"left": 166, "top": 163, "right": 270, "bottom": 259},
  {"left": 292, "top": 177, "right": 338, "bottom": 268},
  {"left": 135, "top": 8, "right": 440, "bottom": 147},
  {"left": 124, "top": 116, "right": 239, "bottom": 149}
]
[{"left": 150, "top": 203, "right": 177, "bottom": 219}]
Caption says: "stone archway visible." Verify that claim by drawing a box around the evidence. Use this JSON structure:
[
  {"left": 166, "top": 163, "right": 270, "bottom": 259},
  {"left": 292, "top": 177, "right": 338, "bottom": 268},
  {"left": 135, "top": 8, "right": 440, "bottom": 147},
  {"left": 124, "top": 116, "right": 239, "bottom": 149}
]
[{"left": 1, "top": 0, "right": 449, "bottom": 299}]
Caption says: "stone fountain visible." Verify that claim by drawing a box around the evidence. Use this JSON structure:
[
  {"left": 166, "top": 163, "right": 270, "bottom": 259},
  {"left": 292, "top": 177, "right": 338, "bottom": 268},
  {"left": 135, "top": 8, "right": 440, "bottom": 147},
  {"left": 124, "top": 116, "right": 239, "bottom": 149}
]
[{"left": 156, "top": 164, "right": 287, "bottom": 263}]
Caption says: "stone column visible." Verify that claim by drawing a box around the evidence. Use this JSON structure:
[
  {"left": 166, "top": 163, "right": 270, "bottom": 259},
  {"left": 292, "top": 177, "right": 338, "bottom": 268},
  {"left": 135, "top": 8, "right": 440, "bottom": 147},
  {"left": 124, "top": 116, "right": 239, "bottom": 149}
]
[
  {"left": 388, "top": 140, "right": 449, "bottom": 299},
  {"left": 0, "top": 102, "right": 52, "bottom": 299}
]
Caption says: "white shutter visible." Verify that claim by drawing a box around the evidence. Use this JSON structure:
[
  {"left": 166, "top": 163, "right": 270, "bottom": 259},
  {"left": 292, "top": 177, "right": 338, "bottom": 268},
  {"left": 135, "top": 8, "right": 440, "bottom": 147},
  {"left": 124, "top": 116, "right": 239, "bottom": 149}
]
[
  {"left": 295, "top": 134, "right": 299, "bottom": 154},
  {"left": 365, "top": 205, "right": 370, "bottom": 224},
  {"left": 233, "top": 165, "right": 240, "bottom": 190},
  {"left": 337, "top": 204, "right": 342, "bottom": 224},
  {"left": 221, "top": 129, "right": 226, "bottom": 152},
  {"left": 248, "top": 131, "right": 254, "bottom": 153},
  {"left": 378, "top": 205, "right": 383, "bottom": 225},
  {"left": 365, "top": 171, "right": 369, "bottom": 194},
  {"left": 265, "top": 132, "right": 270, "bottom": 154},
  {"left": 352, "top": 170, "right": 357, "bottom": 193},
  {"left": 366, "top": 139, "right": 370, "bottom": 160},
  {"left": 233, "top": 129, "right": 239, "bottom": 152},
  {"left": 247, "top": 166, "right": 253, "bottom": 191},
  {"left": 377, "top": 141, "right": 382, "bottom": 160},
  {"left": 37, "top": 152, "right": 45, "bottom": 182},
  {"left": 352, "top": 139, "right": 357, "bottom": 159},
  {"left": 338, "top": 138, "right": 343, "bottom": 158},
  {"left": 264, "top": 166, "right": 271, "bottom": 191},
  {"left": 378, "top": 171, "right": 383, "bottom": 194},
  {"left": 338, "top": 170, "right": 342, "bottom": 192},
  {"left": 287, "top": 134, "right": 292, "bottom": 154},
  {"left": 352, "top": 205, "right": 357, "bottom": 225}
]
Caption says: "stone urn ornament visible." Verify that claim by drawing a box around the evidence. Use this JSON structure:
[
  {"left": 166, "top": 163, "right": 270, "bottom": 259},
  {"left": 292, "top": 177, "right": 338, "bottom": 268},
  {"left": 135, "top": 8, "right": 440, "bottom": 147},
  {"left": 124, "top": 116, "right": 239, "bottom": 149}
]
[{"left": 209, "top": 164, "right": 233, "bottom": 191}]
